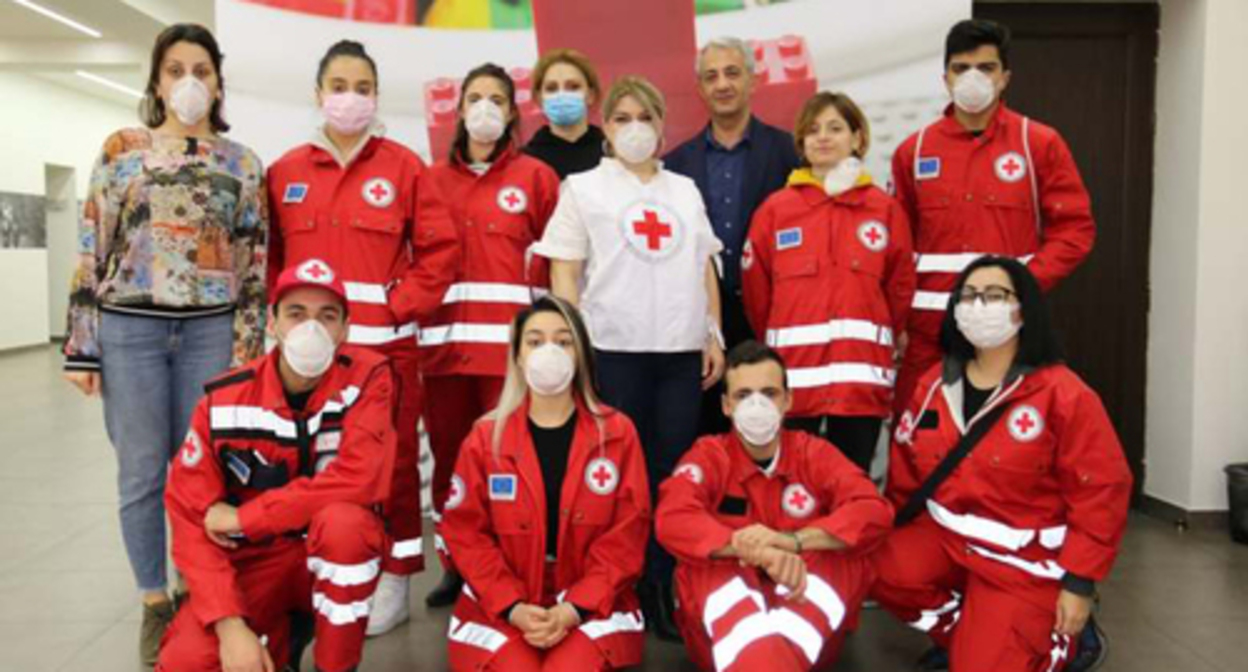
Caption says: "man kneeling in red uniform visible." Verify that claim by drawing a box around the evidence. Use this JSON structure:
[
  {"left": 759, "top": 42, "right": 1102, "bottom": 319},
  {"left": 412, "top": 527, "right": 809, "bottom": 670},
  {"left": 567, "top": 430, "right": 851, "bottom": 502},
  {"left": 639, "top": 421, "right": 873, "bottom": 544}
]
[
  {"left": 158, "top": 259, "right": 398, "bottom": 672},
  {"left": 656, "top": 341, "right": 893, "bottom": 671}
]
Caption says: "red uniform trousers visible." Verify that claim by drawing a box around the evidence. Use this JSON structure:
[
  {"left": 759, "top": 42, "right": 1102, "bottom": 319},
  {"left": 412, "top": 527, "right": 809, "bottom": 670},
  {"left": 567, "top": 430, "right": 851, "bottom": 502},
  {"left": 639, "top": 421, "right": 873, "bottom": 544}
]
[
  {"left": 674, "top": 552, "right": 874, "bottom": 672},
  {"left": 383, "top": 350, "right": 425, "bottom": 575},
  {"left": 423, "top": 373, "right": 504, "bottom": 568},
  {"left": 447, "top": 563, "right": 614, "bottom": 672},
  {"left": 871, "top": 517, "right": 1077, "bottom": 672},
  {"left": 157, "top": 503, "right": 386, "bottom": 672}
]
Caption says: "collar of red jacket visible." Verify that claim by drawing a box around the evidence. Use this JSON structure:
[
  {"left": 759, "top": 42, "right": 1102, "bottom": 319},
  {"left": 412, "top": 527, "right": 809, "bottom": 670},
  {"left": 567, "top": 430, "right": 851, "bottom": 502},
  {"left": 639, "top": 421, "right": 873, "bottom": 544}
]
[
  {"left": 785, "top": 167, "right": 874, "bottom": 208},
  {"left": 725, "top": 428, "right": 809, "bottom": 484},
  {"left": 246, "top": 344, "right": 352, "bottom": 416},
  {"left": 448, "top": 142, "right": 519, "bottom": 177},
  {"left": 934, "top": 101, "right": 1020, "bottom": 140},
  {"left": 310, "top": 122, "right": 387, "bottom": 167},
  {"left": 494, "top": 394, "right": 625, "bottom": 459}
]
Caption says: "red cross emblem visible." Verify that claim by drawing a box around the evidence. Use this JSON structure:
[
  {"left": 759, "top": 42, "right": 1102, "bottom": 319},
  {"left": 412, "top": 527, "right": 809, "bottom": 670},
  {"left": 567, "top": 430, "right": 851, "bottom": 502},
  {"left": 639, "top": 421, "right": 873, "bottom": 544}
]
[
  {"left": 361, "top": 177, "right": 396, "bottom": 208},
  {"left": 585, "top": 457, "right": 619, "bottom": 495},
  {"left": 781, "top": 483, "right": 816, "bottom": 518},
  {"left": 295, "top": 259, "right": 335, "bottom": 284},
  {"left": 674, "top": 463, "right": 703, "bottom": 485},
  {"left": 994, "top": 152, "right": 1027, "bottom": 183},
  {"left": 445, "top": 474, "right": 466, "bottom": 511},
  {"left": 620, "top": 202, "right": 684, "bottom": 260},
  {"left": 180, "top": 429, "right": 204, "bottom": 468},
  {"left": 856, "top": 220, "right": 888, "bottom": 253},
  {"left": 496, "top": 186, "right": 528, "bottom": 214},
  {"left": 741, "top": 241, "right": 755, "bottom": 271},
  {"left": 895, "top": 410, "right": 916, "bottom": 445},
  {"left": 1008, "top": 405, "right": 1044, "bottom": 443}
]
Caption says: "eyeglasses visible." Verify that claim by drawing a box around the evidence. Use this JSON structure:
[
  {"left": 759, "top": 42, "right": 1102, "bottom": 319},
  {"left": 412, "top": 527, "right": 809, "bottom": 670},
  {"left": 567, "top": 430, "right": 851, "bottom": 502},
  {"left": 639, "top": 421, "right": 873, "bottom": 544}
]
[{"left": 956, "top": 286, "right": 1016, "bottom": 305}]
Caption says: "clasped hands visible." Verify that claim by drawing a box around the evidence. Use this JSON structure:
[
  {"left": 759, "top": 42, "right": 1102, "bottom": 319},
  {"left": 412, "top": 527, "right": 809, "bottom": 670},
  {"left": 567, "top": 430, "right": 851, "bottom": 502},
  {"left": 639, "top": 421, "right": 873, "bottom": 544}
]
[
  {"left": 508, "top": 601, "right": 583, "bottom": 649},
  {"left": 730, "top": 523, "right": 808, "bottom": 602}
]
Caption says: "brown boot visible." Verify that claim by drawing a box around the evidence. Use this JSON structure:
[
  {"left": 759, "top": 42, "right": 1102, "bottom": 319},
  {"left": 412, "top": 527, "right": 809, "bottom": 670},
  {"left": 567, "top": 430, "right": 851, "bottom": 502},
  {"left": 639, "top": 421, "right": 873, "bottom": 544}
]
[{"left": 140, "top": 600, "right": 175, "bottom": 667}]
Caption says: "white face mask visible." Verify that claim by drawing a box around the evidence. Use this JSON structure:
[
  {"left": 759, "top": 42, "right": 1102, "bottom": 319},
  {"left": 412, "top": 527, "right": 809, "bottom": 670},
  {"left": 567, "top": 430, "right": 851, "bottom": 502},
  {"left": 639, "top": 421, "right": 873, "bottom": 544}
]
[
  {"left": 954, "top": 300, "right": 1021, "bottom": 349},
  {"left": 524, "top": 343, "right": 575, "bottom": 397},
  {"left": 732, "top": 392, "right": 783, "bottom": 447},
  {"left": 951, "top": 68, "right": 997, "bottom": 115},
  {"left": 465, "top": 99, "right": 507, "bottom": 143},
  {"left": 169, "top": 76, "right": 212, "bottom": 127},
  {"left": 824, "top": 156, "right": 863, "bottom": 197},
  {"left": 613, "top": 121, "right": 659, "bottom": 164},
  {"left": 280, "top": 319, "right": 337, "bottom": 378}
]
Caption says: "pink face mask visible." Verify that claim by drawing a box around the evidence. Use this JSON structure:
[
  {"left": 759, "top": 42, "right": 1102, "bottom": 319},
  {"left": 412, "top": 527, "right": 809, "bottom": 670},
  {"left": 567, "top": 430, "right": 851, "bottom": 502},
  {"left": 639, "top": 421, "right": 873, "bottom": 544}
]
[{"left": 321, "top": 92, "right": 377, "bottom": 135}]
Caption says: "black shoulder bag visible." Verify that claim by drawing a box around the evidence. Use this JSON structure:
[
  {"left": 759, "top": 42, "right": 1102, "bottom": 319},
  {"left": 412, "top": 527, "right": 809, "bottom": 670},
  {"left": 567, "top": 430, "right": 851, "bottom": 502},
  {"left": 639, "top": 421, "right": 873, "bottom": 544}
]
[{"left": 895, "top": 404, "right": 1010, "bottom": 527}]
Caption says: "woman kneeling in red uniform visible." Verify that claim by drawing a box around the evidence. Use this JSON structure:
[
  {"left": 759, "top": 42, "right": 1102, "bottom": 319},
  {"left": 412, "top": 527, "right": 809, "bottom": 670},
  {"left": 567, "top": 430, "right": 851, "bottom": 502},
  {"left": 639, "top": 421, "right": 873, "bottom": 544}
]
[
  {"left": 872, "top": 255, "right": 1132, "bottom": 672},
  {"left": 441, "top": 296, "right": 650, "bottom": 671}
]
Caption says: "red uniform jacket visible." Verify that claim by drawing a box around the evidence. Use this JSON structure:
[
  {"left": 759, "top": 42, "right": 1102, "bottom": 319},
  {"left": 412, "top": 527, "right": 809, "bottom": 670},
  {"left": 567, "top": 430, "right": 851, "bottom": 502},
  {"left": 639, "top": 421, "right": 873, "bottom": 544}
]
[
  {"left": 420, "top": 148, "right": 561, "bottom": 377},
  {"left": 267, "top": 134, "right": 459, "bottom": 355},
  {"left": 742, "top": 175, "right": 916, "bottom": 418},
  {"left": 891, "top": 104, "right": 1095, "bottom": 342},
  {"left": 888, "top": 360, "right": 1132, "bottom": 582},
  {"left": 656, "top": 430, "right": 893, "bottom": 564},
  {"left": 442, "top": 399, "right": 650, "bottom": 664},
  {"left": 165, "top": 346, "right": 397, "bottom": 628}
]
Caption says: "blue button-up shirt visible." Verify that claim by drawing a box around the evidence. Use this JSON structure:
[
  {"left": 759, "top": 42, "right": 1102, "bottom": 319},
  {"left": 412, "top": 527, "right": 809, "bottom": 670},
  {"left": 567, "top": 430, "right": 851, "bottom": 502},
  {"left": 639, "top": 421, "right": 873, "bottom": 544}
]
[{"left": 705, "top": 126, "right": 752, "bottom": 292}]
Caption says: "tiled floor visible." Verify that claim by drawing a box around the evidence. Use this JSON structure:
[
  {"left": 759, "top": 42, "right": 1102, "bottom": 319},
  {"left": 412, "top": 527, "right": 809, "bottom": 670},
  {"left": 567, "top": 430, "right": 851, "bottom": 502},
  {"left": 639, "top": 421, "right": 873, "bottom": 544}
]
[{"left": 3, "top": 344, "right": 1245, "bottom": 671}]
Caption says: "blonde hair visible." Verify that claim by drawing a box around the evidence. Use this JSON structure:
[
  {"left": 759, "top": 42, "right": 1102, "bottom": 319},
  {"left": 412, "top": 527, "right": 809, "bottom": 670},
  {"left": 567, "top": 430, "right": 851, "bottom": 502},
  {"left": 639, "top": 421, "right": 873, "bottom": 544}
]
[
  {"left": 793, "top": 91, "right": 871, "bottom": 165},
  {"left": 532, "top": 48, "right": 601, "bottom": 102},
  {"left": 490, "top": 296, "right": 608, "bottom": 457}
]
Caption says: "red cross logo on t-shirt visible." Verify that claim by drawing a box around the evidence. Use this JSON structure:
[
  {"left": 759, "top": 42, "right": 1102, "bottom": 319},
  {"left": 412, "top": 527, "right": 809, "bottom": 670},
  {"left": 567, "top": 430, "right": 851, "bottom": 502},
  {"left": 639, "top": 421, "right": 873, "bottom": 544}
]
[
  {"left": 781, "top": 483, "right": 816, "bottom": 518},
  {"left": 994, "top": 152, "right": 1028, "bottom": 184},
  {"left": 633, "top": 210, "right": 672, "bottom": 251},
  {"left": 620, "top": 202, "right": 685, "bottom": 261},
  {"left": 584, "top": 457, "right": 619, "bottom": 495},
  {"left": 361, "top": 177, "right": 396, "bottom": 208},
  {"left": 1008, "top": 405, "right": 1044, "bottom": 443},
  {"left": 497, "top": 186, "right": 528, "bottom": 214},
  {"left": 856, "top": 220, "right": 889, "bottom": 253}
]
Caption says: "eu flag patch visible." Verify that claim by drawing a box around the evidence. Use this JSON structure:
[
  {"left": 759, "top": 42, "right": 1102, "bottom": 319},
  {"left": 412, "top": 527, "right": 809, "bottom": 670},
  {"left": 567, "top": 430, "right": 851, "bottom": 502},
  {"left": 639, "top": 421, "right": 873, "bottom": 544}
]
[
  {"left": 776, "top": 228, "right": 803, "bottom": 250},
  {"left": 488, "top": 474, "right": 517, "bottom": 501},
  {"left": 283, "top": 183, "right": 309, "bottom": 204},
  {"left": 917, "top": 157, "right": 941, "bottom": 180}
]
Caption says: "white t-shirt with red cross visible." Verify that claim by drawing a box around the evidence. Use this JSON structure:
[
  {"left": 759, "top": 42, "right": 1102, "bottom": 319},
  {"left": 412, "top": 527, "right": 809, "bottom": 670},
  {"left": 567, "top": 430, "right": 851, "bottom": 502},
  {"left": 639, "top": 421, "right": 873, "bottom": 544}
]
[{"left": 534, "top": 159, "right": 724, "bottom": 352}]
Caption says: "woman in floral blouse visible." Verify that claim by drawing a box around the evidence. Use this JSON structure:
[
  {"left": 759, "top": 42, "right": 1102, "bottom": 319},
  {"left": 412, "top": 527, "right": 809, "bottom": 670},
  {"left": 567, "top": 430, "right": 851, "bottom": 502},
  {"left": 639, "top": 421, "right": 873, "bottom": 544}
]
[{"left": 60, "top": 23, "right": 267, "bottom": 665}]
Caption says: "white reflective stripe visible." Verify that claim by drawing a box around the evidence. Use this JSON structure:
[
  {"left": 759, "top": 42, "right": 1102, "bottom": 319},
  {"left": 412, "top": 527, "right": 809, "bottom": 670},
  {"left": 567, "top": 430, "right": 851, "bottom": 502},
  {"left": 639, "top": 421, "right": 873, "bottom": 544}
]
[
  {"left": 348, "top": 323, "right": 416, "bottom": 346},
  {"left": 419, "top": 323, "right": 511, "bottom": 347},
  {"left": 306, "top": 557, "right": 380, "bottom": 587},
  {"left": 312, "top": 592, "right": 371, "bottom": 626},
  {"left": 766, "top": 319, "right": 894, "bottom": 349},
  {"left": 580, "top": 609, "right": 645, "bottom": 640},
  {"left": 703, "top": 577, "right": 766, "bottom": 635},
  {"left": 434, "top": 533, "right": 448, "bottom": 557},
  {"left": 343, "top": 281, "right": 388, "bottom": 305},
  {"left": 912, "top": 291, "right": 951, "bottom": 311},
  {"left": 769, "top": 608, "right": 824, "bottom": 664},
  {"left": 390, "top": 538, "right": 423, "bottom": 560},
  {"left": 308, "top": 386, "right": 360, "bottom": 435},
  {"left": 1039, "top": 526, "right": 1067, "bottom": 550},
  {"left": 798, "top": 575, "right": 846, "bottom": 632},
  {"left": 967, "top": 544, "right": 1066, "bottom": 580},
  {"left": 1046, "top": 633, "right": 1072, "bottom": 672},
  {"left": 462, "top": 583, "right": 477, "bottom": 601},
  {"left": 448, "top": 615, "right": 508, "bottom": 653},
  {"left": 555, "top": 590, "right": 568, "bottom": 603},
  {"left": 786, "top": 362, "right": 895, "bottom": 389},
  {"left": 928, "top": 500, "right": 1067, "bottom": 554},
  {"left": 441, "top": 282, "right": 534, "bottom": 306},
  {"left": 711, "top": 611, "right": 774, "bottom": 671},
  {"left": 916, "top": 253, "right": 987, "bottom": 274},
  {"left": 908, "top": 592, "right": 962, "bottom": 633},
  {"left": 210, "top": 405, "right": 297, "bottom": 439}
]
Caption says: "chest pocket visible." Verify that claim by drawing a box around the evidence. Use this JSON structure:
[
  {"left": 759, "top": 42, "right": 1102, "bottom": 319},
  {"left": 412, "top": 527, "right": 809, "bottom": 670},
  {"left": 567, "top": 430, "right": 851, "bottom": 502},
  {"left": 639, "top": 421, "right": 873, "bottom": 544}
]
[
  {"left": 349, "top": 210, "right": 403, "bottom": 237},
  {"left": 281, "top": 208, "right": 321, "bottom": 237},
  {"left": 916, "top": 183, "right": 953, "bottom": 213},
  {"left": 570, "top": 493, "right": 615, "bottom": 526},
  {"left": 838, "top": 227, "right": 887, "bottom": 279},
  {"left": 774, "top": 253, "right": 820, "bottom": 282},
  {"left": 482, "top": 217, "right": 533, "bottom": 244},
  {"left": 491, "top": 500, "right": 534, "bottom": 535}
]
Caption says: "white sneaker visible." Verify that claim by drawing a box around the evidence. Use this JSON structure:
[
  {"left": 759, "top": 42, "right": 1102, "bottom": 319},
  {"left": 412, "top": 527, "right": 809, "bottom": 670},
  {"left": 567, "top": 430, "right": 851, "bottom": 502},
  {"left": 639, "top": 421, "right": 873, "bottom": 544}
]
[{"left": 365, "top": 572, "right": 411, "bottom": 637}]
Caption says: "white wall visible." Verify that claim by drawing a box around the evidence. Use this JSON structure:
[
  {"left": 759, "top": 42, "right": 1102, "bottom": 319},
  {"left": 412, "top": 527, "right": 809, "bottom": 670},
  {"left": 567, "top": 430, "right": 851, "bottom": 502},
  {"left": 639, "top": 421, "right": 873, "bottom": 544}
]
[
  {"left": 1145, "top": 0, "right": 1248, "bottom": 512},
  {"left": 0, "top": 72, "right": 132, "bottom": 351}
]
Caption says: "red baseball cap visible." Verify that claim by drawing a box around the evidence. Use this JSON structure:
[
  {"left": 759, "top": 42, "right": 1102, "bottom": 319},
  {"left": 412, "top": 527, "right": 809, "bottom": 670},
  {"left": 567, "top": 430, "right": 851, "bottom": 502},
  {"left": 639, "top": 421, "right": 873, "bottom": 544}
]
[{"left": 272, "top": 259, "right": 349, "bottom": 309}]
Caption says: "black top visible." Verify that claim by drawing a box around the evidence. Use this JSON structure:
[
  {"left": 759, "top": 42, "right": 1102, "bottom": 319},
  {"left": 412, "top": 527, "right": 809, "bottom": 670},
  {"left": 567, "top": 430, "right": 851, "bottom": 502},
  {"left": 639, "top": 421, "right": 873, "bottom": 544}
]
[
  {"left": 523, "top": 125, "right": 605, "bottom": 180},
  {"left": 963, "top": 377, "right": 994, "bottom": 420},
  {"left": 530, "top": 411, "right": 578, "bottom": 558},
  {"left": 286, "top": 388, "right": 313, "bottom": 414}
]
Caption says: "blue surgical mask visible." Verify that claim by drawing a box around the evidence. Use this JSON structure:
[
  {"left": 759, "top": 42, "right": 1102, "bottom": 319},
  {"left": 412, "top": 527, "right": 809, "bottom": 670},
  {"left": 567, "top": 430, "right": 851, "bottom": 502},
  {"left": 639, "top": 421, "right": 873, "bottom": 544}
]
[{"left": 542, "top": 91, "right": 587, "bottom": 127}]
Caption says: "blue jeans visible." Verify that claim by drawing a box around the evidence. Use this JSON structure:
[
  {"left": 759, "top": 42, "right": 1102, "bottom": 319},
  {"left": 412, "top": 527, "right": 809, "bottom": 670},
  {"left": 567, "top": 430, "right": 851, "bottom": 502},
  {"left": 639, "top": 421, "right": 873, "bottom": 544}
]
[{"left": 99, "top": 310, "right": 233, "bottom": 592}]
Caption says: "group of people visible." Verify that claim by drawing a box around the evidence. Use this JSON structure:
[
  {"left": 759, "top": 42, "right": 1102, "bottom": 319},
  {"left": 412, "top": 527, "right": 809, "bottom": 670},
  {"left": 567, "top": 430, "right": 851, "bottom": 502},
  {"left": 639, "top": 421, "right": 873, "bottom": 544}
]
[{"left": 61, "top": 15, "right": 1133, "bottom": 672}]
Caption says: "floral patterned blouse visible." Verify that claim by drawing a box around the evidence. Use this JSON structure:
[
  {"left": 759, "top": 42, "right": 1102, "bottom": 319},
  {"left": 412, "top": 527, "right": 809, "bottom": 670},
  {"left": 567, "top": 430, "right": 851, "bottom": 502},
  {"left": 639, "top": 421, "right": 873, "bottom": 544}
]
[{"left": 63, "top": 128, "right": 268, "bottom": 371}]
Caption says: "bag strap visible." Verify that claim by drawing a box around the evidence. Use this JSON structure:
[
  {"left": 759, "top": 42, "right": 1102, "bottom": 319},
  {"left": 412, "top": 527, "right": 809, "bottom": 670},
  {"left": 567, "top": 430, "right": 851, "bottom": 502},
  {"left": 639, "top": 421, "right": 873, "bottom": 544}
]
[{"left": 895, "top": 403, "right": 1010, "bottom": 526}]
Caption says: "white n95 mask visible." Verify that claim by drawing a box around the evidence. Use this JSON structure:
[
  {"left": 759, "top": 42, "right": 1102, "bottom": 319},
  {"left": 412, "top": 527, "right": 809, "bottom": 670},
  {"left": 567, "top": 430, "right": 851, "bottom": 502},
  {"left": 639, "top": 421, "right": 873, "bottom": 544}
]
[
  {"left": 465, "top": 99, "right": 507, "bottom": 143},
  {"left": 952, "top": 69, "right": 997, "bottom": 115},
  {"left": 280, "top": 319, "right": 336, "bottom": 378},
  {"left": 169, "top": 76, "right": 211, "bottom": 126},
  {"left": 525, "top": 343, "right": 575, "bottom": 396},
  {"left": 614, "top": 122, "right": 659, "bottom": 164},
  {"left": 954, "top": 300, "right": 1020, "bottom": 349},
  {"left": 733, "top": 392, "right": 782, "bottom": 447}
]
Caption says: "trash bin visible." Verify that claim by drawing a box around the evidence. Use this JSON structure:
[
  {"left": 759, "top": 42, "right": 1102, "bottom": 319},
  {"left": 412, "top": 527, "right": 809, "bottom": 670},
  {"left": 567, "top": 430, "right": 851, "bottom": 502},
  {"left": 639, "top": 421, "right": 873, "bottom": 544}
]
[{"left": 1226, "top": 463, "right": 1248, "bottom": 544}]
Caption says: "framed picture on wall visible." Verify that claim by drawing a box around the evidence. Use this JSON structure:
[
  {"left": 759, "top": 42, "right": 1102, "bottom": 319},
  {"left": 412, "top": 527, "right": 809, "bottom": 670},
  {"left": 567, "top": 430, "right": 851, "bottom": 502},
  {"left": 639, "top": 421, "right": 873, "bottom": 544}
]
[{"left": 0, "top": 191, "right": 47, "bottom": 249}]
